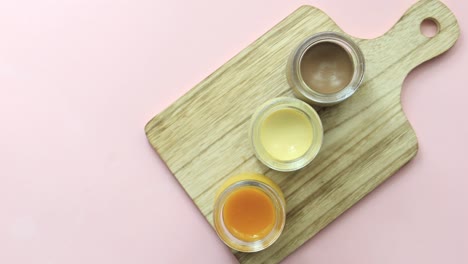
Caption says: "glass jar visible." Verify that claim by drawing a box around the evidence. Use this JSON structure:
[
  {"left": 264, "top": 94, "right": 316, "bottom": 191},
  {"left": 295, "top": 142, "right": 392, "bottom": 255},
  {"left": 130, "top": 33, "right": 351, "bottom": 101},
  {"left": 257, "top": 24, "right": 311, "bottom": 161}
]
[
  {"left": 213, "top": 173, "right": 286, "bottom": 252},
  {"left": 250, "top": 97, "right": 323, "bottom": 172},
  {"left": 287, "top": 31, "right": 365, "bottom": 106}
]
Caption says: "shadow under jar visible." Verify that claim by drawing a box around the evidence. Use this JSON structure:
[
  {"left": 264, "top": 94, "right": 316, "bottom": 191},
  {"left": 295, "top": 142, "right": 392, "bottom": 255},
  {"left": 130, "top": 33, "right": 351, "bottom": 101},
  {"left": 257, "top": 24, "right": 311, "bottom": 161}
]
[{"left": 287, "top": 32, "right": 365, "bottom": 106}]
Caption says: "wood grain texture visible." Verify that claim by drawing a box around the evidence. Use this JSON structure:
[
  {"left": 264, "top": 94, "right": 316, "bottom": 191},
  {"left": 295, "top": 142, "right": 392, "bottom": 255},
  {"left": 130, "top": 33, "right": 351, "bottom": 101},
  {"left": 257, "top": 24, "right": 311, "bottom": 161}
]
[{"left": 145, "top": 0, "right": 459, "bottom": 263}]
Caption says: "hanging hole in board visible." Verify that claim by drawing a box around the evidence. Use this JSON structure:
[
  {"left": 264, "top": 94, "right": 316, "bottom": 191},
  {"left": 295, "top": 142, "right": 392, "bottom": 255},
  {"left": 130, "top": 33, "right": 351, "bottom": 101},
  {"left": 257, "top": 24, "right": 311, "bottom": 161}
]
[{"left": 420, "top": 18, "right": 439, "bottom": 38}]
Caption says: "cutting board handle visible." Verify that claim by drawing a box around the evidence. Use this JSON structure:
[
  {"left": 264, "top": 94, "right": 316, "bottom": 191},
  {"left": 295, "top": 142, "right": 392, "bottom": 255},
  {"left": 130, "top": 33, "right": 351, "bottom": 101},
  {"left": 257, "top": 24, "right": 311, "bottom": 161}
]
[{"left": 380, "top": 0, "right": 459, "bottom": 73}]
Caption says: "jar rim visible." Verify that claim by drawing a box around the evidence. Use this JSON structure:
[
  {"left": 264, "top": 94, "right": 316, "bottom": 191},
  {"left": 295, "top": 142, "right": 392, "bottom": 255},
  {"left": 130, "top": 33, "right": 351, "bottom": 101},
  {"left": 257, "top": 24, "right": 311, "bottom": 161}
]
[
  {"left": 213, "top": 179, "right": 286, "bottom": 252},
  {"left": 287, "top": 31, "right": 365, "bottom": 106},
  {"left": 249, "top": 97, "right": 323, "bottom": 172}
]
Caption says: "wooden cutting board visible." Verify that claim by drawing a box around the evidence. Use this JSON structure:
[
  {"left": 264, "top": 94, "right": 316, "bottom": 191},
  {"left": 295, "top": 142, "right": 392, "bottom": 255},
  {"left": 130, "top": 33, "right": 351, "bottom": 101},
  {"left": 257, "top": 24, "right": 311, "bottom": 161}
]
[{"left": 145, "top": 0, "right": 459, "bottom": 263}]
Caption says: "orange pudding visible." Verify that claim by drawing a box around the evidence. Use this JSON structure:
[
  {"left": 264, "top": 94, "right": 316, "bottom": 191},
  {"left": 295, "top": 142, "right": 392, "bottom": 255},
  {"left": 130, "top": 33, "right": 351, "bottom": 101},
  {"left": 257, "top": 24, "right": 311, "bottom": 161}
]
[
  {"left": 213, "top": 173, "right": 286, "bottom": 252},
  {"left": 223, "top": 187, "right": 276, "bottom": 241}
]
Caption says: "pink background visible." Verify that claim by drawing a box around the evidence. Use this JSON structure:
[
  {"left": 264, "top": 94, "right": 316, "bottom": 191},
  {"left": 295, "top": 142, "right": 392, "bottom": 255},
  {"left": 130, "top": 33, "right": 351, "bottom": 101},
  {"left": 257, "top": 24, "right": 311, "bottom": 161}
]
[{"left": 1, "top": 0, "right": 467, "bottom": 263}]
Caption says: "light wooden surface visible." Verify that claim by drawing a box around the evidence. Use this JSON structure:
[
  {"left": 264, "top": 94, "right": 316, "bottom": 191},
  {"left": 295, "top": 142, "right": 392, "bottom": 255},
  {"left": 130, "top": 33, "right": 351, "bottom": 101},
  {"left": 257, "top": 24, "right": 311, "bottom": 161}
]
[{"left": 145, "top": 0, "right": 459, "bottom": 263}]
